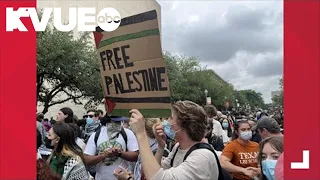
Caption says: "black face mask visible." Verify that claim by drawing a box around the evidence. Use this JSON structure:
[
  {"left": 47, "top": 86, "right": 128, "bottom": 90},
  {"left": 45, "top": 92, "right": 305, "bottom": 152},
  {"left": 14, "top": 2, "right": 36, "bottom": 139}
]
[{"left": 44, "top": 137, "right": 54, "bottom": 149}]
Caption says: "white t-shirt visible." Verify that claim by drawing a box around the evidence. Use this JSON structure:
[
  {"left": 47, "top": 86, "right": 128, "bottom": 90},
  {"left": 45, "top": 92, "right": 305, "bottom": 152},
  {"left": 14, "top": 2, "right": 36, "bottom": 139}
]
[
  {"left": 212, "top": 119, "right": 229, "bottom": 143},
  {"left": 76, "top": 137, "right": 86, "bottom": 150},
  {"left": 84, "top": 126, "right": 139, "bottom": 180},
  {"left": 152, "top": 143, "right": 219, "bottom": 180}
]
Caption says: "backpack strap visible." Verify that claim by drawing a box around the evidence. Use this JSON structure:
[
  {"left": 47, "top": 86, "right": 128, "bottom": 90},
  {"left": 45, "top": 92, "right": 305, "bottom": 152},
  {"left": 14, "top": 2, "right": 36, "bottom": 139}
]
[
  {"left": 94, "top": 127, "right": 128, "bottom": 152},
  {"left": 170, "top": 145, "right": 180, "bottom": 167},
  {"left": 183, "top": 143, "right": 225, "bottom": 180},
  {"left": 119, "top": 127, "right": 128, "bottom": 151},
  {"left": 94, "top": 128, "right": 101, "bottom": 147}
]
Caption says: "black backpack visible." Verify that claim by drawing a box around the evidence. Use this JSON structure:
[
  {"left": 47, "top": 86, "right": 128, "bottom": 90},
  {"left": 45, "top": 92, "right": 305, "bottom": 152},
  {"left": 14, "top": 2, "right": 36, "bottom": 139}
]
[
  {"left": 170, "top": 143, "right": 232, "bottom": 180},
  {"left": 209, "top": 135, "right": 225, "bottom": 151},
  {"left": 93, "top": 126, "right": 128, "bottom": 151}
]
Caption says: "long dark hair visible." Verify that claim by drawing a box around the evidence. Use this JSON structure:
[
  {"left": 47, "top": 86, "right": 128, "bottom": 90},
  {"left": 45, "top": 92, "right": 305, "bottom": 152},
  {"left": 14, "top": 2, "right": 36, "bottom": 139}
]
[
  {"left": 52, "top": 122, "right": 85, "bottom": 164},
  {"left": 37, "top": 129, "right": 42, "bottom": 150},
  {"left": 232, "top": 120, "right": 250, "bottom": 140},
  {"left": 258, "top": 136, "right": 284, "bottom": 180},
  {"left": 69, "top": 123, "right": 81, "bottom": 139},
  {"left": 59, "top": 107, "right": 74, "bottom": 124}
]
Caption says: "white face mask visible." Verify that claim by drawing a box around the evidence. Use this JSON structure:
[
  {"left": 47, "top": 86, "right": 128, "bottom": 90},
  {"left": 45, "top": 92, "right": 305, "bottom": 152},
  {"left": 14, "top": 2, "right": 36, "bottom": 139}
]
[{"left": 239, "top": 131, "right": 252, "bottom": 140}]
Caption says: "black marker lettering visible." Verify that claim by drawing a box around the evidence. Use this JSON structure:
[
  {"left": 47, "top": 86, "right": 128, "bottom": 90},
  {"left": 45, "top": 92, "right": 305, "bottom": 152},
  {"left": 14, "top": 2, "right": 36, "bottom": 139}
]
[
  {"left": 132, "top": 71, "right": 142, "bottom": 91},
  {"left": 104, "top": 76, "right": 112, "bottom": 95},
  {"left": 106, "top": 50, "right": 116, "bottom": 70},
  {"left": 113, "top": 73, "right": 123, "bottom": 94},
  {"left": 156, "top": 67, "right": 168, "bottom": 91},
  {"left": 121, "top": 45, "right": 133, "bottom": 68},
  {"left": 148, "top": 67, "right": 159, "bottom": 91},
  {"left": 100, "top": 51, "right": 107, "bottom": 71},
  {"left": 125, "top": 72, "right": 135, "bottom": 93},
  {"left": 113, "top": 47, "right": 124, "bottom": 69}
]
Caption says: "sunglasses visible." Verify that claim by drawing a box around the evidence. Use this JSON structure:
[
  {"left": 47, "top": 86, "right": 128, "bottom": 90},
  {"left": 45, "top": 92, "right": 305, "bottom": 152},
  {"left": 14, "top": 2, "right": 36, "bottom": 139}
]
[{"left": 83, "top": 115, "right": 94, "bottom": 118}]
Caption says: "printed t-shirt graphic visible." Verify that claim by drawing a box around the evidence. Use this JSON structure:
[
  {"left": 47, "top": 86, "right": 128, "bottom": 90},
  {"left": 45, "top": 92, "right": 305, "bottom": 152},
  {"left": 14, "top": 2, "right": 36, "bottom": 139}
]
[
  {"left": 222, "top": 139, "right": 259, "bottom": 180},
  {"left": 84, "top": 126, "right": 139, "bottom": 180},
  {"left": 98, "top": 139, "right": 122, "bottom": 166}
]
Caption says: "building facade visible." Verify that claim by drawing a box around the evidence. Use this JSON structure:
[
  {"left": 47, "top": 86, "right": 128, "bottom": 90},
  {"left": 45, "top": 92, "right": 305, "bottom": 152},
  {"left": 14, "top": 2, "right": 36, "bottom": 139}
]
[{"left": 37, "top": 0, "right": 161, "bottom": 118}]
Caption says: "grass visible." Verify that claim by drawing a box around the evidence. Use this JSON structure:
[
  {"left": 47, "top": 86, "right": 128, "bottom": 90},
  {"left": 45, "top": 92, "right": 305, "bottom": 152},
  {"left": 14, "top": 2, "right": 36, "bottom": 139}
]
[{"left": 111, "top": 109, "right": 171, "bottom": 118}]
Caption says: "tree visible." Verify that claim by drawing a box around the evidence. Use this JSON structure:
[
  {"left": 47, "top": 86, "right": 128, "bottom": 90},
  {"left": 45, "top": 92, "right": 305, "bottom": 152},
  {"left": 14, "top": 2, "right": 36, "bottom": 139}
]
[
  {"left": 234, "top": 89, "right": 266, "bottom": 109},
  {"left": 37, "top": 26, "right": 104, "bottom": 114},
  {"left": 242, "top": 89, "right": 265, "bottom": 108},
  {"left": 272, "top": 77, "right": 283, "bottom": 107},
  {"left": 164, "top": 52, "right": 235, "bottom": 107}
]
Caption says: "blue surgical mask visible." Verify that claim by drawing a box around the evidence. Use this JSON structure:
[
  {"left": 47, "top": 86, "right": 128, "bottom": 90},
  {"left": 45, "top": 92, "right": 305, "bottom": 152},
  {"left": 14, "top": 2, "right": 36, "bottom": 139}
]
[
  {"left": 222, "top": 122, "right": 229, "bottom": 128},
  {"left": 86, "top": 118, "right": 94, "bottom": 125},
  {"left": 162, "top": 120, "right": 176, "bottom": 140},
  {"left": 262, "top": 159, "right": 277, "bottom": 180},
  {"left": 240, "top": 131, "right": 252, "bottom": 140}
]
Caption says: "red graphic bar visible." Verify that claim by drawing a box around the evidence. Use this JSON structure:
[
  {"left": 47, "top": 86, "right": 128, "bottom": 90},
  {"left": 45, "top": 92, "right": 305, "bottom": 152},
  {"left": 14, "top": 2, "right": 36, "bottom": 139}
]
[
  {"left": 284, "top": 0, "right": 320, "bottom": 179},
  {"left": 0, "top": 0, "right": 36, "bottom": 179}
]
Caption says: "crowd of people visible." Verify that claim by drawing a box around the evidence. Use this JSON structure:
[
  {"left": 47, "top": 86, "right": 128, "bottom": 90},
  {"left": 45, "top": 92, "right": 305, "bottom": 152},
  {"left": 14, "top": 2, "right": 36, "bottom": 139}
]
[{"left": 36, "top": 101, "right": 284, "bottom": 180}]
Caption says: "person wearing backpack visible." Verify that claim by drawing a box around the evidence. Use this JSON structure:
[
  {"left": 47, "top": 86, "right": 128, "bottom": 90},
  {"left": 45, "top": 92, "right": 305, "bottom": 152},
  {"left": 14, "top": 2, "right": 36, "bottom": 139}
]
[
  {"left": 204, "top": 105, "right": 230, "bottom": 145},
  {"left": 83, "top": 115, "right": 139, "bottom": 180},
  {"left": 128, "top": 101, "right": 220, "bottom": 180},
  {"left": 84, "top": 110, "right": 102, "bottom": 143},
  {"left": 205, "top": 118, "right": 225, "bottom": 151}
]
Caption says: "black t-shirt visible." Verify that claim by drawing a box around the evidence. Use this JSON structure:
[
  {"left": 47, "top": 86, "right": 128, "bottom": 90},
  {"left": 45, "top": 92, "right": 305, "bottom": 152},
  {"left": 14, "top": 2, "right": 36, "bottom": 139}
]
[{"left": 251, "top": 133, "right": 262, "bottom": 143}]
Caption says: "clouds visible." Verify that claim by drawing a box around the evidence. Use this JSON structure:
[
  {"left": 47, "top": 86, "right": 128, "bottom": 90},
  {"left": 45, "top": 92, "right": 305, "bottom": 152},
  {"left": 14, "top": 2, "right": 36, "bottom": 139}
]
[{"left": 158, "top": 1, "right": 283, "bottom": 103}]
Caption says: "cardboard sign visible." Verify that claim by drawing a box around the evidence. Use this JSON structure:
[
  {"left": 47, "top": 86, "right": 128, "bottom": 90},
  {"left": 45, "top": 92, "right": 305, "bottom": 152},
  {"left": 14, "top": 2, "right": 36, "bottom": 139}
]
[{"left": 94, "top": 10, "right": 171, "bottom": 110}]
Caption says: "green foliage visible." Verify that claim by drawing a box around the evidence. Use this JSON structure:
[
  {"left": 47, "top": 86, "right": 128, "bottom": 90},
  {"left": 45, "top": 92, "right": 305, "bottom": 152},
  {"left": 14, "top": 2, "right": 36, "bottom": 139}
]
[
  {"left": 272, "top": 77, "right": 283, "bottom": 107},
  {"left": 37, "top": 17, "right": 266, "bottom": 114},
  {"left": 164, "top": 52, "right": 236, "bottom": 108},
  {"left": 37, "top": 25, "right": 103, "bottom": 114},
  {"left": 163, "top": 52, "right": 265, "bottom": 109},
  {"left": 235, "top": 89, "right": 265, "bottom": 109}
]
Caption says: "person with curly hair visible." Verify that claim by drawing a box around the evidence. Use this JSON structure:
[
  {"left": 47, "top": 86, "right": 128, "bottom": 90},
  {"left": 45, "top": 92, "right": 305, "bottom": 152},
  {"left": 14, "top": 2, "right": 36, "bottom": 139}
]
[{"left": 128, "top": 101, "right": 220, "bottom": 180}]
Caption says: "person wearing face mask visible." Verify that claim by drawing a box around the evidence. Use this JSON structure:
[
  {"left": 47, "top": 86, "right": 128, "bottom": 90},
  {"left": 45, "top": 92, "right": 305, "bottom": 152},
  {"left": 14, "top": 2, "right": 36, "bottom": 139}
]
[
  {"left": 257, "top": 137, "right": 283, "bottom": 180},
  {"left": 204, "top": 105, "right": 230, "bottom": 145},
  {"left": 128, "top": 101, "right": 220, "bottom": 180},
  {"left": 46, "top": 122, "right": 90, "bottom": 180},
  {"left": 220, "top": 120, "right": 260, "bottom": 180},
  {"left": 84, "top": 110, "right": 101, "bottom": 142},
  {"left": 221, "top": 118, "right": 233, "bottom": 139},
  {"left": 84, "top": 115, "right": 139, "bottom": 180}
]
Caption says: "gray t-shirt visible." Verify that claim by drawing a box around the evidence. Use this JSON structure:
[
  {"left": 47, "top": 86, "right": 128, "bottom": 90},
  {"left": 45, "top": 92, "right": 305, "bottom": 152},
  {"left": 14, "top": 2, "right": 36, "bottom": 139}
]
[{"left": 152, "top": 143, "right": 219, "bottom": 180}]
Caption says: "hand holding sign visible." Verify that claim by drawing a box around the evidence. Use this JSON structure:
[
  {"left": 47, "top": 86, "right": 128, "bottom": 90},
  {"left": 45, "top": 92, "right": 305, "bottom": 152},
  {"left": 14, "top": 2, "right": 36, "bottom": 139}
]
[{"left": 129, "top": 109, "right": 146, "bottom": 137}]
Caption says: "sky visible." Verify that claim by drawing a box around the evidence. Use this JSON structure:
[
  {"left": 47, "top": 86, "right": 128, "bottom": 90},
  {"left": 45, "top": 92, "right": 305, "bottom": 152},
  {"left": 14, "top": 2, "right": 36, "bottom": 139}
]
[{"left": 157, "top": 1, "right": 283, "bottom": 103}]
